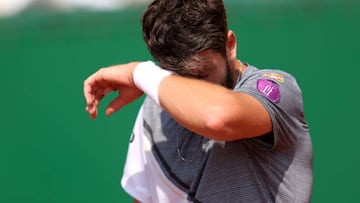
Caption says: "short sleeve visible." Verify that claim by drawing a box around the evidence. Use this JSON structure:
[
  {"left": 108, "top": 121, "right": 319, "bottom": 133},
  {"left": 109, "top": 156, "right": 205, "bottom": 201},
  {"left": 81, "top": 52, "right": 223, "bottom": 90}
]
[{"left": 235, "top": 68, "right": 308, "bottom": 150}]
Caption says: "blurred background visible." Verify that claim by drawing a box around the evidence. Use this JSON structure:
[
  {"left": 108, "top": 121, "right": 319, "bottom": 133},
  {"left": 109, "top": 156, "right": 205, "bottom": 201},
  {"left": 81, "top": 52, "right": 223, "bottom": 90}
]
[{"left": 0, "top": 0, "right": 359, "bottom": 202}]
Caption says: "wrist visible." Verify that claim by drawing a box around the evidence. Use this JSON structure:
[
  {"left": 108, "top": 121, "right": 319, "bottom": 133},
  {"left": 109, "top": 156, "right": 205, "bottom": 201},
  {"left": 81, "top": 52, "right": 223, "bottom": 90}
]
[{"left": 133, "top": 61, "right": 173, "bottom": 105}]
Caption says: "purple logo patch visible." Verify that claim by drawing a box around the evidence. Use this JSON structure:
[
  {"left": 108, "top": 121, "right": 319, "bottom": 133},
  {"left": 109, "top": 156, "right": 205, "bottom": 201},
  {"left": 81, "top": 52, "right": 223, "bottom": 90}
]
[{"left": 257, "top": 79, "right": 281, "bottom": 103}]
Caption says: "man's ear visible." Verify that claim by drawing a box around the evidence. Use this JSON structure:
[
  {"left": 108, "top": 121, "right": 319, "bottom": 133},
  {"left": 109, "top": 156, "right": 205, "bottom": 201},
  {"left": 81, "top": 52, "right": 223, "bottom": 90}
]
[{"left": 226, "top": 30, "right": 237, "bottom": 61}]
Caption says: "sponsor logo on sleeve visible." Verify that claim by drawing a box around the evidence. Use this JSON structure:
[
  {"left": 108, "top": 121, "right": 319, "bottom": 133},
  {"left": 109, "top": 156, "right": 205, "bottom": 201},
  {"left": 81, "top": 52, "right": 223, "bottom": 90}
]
[
  {"left": 262, "top": 73, "right": 285, "bottom": 83},
  {"left": 257, "top": 79, "right": 281, "bottom": 103}
]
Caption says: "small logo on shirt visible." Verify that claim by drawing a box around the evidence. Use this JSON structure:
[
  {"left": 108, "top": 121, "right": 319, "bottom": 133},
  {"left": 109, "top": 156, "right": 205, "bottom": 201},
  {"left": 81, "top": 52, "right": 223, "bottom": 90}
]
[
  {"left": 262, "top": 73, "right": 285, "bottom": 83},
  {"left": 257, "top": 79, "right": 281, "bottom": 103}
]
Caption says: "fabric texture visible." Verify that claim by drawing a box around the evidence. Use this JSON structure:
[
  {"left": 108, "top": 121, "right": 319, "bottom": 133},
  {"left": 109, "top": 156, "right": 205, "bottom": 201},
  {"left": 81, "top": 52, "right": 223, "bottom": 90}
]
[{"left": 122, "top": 64, "right": 313, "bottom": 203}]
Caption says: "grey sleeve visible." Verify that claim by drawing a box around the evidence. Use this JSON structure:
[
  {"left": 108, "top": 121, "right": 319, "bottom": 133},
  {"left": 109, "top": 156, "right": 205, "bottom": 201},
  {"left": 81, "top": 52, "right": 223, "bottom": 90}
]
[{"left": 234, "top": 69, "right": 309, "bottom": 150}]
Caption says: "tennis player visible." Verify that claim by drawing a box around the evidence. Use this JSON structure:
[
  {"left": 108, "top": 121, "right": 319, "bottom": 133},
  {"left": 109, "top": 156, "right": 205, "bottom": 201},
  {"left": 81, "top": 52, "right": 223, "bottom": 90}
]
[{"left": 84, "top": 0, "right": 313, "bottom": 202}]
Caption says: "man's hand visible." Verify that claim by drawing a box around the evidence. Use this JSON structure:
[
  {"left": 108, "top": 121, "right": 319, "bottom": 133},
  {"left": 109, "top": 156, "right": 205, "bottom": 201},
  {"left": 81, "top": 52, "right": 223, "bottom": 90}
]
[{"left": 83, "top": 62, "right": 143, "bottom": 119}]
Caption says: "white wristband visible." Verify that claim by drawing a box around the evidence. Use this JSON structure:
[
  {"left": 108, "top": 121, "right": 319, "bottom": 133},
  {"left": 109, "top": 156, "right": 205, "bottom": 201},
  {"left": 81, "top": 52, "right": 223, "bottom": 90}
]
[{"left": 133, "top": 61, "right": 173, "bottom": 106}]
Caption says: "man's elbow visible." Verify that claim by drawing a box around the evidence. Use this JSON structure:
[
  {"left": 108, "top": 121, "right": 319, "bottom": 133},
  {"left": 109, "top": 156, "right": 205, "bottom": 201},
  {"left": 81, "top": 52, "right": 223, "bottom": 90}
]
[{"left": 203, "top": 106, "right": 241, "bottom": 141}]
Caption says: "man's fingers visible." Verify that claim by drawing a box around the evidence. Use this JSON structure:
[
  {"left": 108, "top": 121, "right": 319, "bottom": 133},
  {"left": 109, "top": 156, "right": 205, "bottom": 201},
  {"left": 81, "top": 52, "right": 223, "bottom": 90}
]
[
  {"left": 106, "top": 88, "right": 143, "bottom": 116},
  {"left": 83, "top": 71, "right": 102, "bottom": 119},
  {"left": 83, "top": 68, "right": 108, "bottom": 104},
  {"left": 84, "top": 83, "right": 94, "bottom": 106},
  {"left": 83, "top": 64, "right": 140, "bottom": 119},
  {"left": 85, "top": 99, "right": 98, "bottom": 119},
  {"left": 106, "top": 96, "right": 127, "bottom": 116},
  {"left": 93, "top": 87, "right": 115, "bottom": 106},
  {"left": 83, "top": 71, "right": 100, "bottom": 106}
]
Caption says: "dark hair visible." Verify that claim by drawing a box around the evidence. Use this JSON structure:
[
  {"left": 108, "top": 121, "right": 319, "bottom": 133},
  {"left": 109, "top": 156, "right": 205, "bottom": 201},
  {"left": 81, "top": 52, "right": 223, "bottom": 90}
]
[{"left": 142, "top": 0, "right": 228, "bottom": 76}]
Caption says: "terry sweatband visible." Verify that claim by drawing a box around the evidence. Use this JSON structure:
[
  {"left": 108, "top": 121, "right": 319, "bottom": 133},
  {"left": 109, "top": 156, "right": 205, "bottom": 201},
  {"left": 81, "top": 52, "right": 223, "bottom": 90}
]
[{"left": 133, "top": 61, "right": 173, "bottom": 105}]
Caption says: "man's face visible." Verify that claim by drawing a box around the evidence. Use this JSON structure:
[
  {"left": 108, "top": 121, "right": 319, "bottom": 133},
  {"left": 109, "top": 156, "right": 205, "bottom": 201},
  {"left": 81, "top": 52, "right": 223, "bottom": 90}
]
[{"left": 193, "top": 50, "right": 235, "bottom": 89}]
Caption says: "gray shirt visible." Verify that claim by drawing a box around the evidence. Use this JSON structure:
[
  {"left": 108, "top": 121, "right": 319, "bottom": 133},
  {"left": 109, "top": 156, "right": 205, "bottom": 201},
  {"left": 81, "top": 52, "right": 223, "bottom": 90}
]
[{"left": 141, "top": 65, "right": 313, "bottom": 202}]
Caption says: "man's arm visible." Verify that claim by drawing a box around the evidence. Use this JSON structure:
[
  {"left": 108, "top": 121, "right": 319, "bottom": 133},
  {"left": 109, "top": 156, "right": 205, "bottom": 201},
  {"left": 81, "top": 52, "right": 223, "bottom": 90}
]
[
  {"left": 83, "top": 62, "right": 272, "bottom": 141},
  {"left": 158, "top": 75, "right": 272, "bottom": 141},
  {"left": 84, "top": 62, "right": 143, "bottom": 119}
]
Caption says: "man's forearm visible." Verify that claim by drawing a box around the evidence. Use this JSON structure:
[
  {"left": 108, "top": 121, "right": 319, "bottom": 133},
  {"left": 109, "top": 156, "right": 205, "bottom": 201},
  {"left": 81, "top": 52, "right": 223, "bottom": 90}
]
[{"left": 133, "top": 62, "right": 271, "bottom": 141}]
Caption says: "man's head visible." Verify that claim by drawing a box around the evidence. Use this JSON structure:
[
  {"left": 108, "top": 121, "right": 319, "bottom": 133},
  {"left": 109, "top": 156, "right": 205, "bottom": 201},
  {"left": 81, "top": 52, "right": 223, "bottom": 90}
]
[{"left": 142, "top": 0, "right": 238, "bottom": 88}]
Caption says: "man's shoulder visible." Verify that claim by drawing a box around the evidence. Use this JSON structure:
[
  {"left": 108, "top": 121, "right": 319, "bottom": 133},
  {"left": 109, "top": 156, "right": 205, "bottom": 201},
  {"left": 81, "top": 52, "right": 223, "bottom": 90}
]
[{"left": 245, "top": 64, "right": 296, "bottom": 82}]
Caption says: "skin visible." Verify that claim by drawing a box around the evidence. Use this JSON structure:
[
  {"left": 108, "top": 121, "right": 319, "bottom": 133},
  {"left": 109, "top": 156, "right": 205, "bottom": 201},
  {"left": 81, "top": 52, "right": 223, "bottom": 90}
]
[
  {"left": 84, "top": 31, "right": 272, "bottom": 141},
  {"left": 84, "top": 30, "right": 272, "bottom": 203}
]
